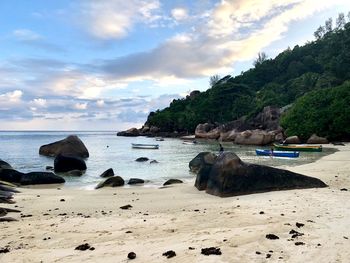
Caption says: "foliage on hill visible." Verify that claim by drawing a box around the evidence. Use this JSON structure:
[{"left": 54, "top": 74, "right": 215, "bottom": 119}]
[
  {"left": 281, "top": 82, "right": 350, "bottom": 140},
  {"left": 146, "top": 17, "right": 350, "bottom": 140}
]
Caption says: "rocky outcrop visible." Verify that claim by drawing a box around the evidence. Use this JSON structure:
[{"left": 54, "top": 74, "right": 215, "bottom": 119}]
[
  {"left": 233, "top": 130, "right": 275, "bottom": 145},
  {"left": 0, "top": 168, "right": 65, "bottom": 185},
  {"left": 135, "top": 157, "right": 149, "bottom": 162},
  {"left": 100, "top": 168, "right": 114, "bottom": 178},
  {"left": 307, "top": 134, "right": 329, "bottom": 144},
  {"left": 189, "top": 152, "right": 217, "bottom": 190},
  {"left": 190, "top": 152, "right": 327, "bottom": 197},
  {"left": 95, "top": 176, "right": 125, "bottom": 189},
  {"left": 0, "top": 160, "right": 12, "bottom": 170},
  {"left": 195, "top": 123, "right": 220, "bottom": 139},
  {"left": 284, "top": 136, "right": 301, "bottom": 144},
  {"left": 39, "top": 135, "right": 89, "bottom": 158},
  {"left": 54, "top": 154, "right": 87, "bottom": 173},
  {"left": 117, "top": 128, "right": 140, "bottom": 137}
]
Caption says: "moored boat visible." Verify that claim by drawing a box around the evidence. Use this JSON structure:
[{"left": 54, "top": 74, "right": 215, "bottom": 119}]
[
  {"left": 131, "top": 143, "right": 159, "bottom": 149},
  {"left": 273, "top": 143, "right": 322, "bottom": 152},
  {"left": 256, "top": 149, "right": 299, "bottom": 158}
]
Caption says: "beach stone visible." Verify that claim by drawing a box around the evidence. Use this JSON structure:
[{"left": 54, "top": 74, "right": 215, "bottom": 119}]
[
  {"left": 266, "top": 234, "right": 279, "bottom": 240},
  {"left": 162, "top": 250, "right": 176, "bottom": 258},
  {"left": 191, "top": 152, "right": 327, "bottom": 197},
  {"left": 189, "top": 152, "right": 217, "bottom": 190},
  {"left": 95, "top": 176, "right": 125, "bottom": 189},
  {"left": 66, "top": 170, "right": 83, "bottom": 176},
  {"left": 306, "top": 134, "right": 328, "bottom": 144},
  {"left": 150, "top": 160, "right": 159, "bottom": 164},
  {"left": 163, "top": 179, "right": 183, "bottom": 186},
  {"left": 54, "top": 154, "right": 87, "bottom": 173},
  {"left": 128, "top": 178, "right": 145, "bottom": 185},
  {"left": 128, "top": 252, "right": 136, "bottom": 259},
  {"left": 201, "top": 247, "right": 222, "bottom": 256},
  {"left": 20, "top": 172, "right": 65, "bottom": 185},
  {"left": 284, "top": 136, "right": 301, "bottom": 144},
  {"left": 39, "top": 135, "right": 89, "bottom": 158},
  {"left": 135, "top": 157, "right": 149, "bottom": 162},
  {"left": 100, "top": 168, "right": 114, "bottom": 178}
]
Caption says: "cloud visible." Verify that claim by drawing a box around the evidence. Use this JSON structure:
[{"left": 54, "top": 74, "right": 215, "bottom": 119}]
[
  {"left": 12, "top": 29, "right": 64, "bottom": 52},
  {"left": 31, "top": 98, "right": 47, "bottom": 107},
  {"left": 78, "top": 0, "right": 161, "bottom": 39},
  {"left": 171, "top": 8, "right": 188, "bottom": 21},
  {"left": 74, "top": 102, "right": 88, "bottom": 110}
]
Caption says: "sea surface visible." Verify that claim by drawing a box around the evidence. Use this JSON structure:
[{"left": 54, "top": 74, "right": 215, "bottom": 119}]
[{"left": 0, "top": 131, "right": 335, "bottom": 189}]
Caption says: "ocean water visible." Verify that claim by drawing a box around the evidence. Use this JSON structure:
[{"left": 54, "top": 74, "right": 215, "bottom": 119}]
[{"left": 0, "top": 131, "right": 335, "bottom": 189}]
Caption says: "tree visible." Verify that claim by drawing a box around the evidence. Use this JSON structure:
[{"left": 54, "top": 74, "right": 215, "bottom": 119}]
[
  {"left": 253, "top": 52, "right": 268, "bottom": 67},
  {"left": 209, "top": 74, "right": 220, "bottom": 87},
  {"left": 336, "top": 13, "right": 346, "bottom": 30},
  {"left": 325, "top": 18, "right": 333, "bottom": 33},
  {"left": 314, "top": 25, "right": 326, "bottom": 39}
]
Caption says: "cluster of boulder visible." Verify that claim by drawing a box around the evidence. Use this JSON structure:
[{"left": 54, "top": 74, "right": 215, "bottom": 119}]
[
  {"left": 189, "top": 152, "right": 327, "bottom": 197},
  {"left": 117, "top": 106, "right": 329, "bottom": 146},
  {"left": 0, "top": 180, "right": 20, "bottom": 222}
]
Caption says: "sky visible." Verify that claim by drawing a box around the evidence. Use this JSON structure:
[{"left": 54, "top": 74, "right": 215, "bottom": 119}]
[{"left": 0, "top": 0, "right": 349, "bottom": 131}]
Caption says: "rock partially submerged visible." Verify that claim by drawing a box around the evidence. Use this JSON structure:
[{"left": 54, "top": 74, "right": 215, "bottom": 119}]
[
  {"left": 163, "top": 179, "right": 183, "bottom": 186},
  {"left": 190, "top": 152, "right": 327, "bottom": 197},
  {"left": 0, "top": 168, "right": 65, "bottom": 185},
  {"left": 95, "top": 176, "right": 125, "bottom": 189},
  {"left": 100, "top": 168, "right": 114, "bottom": 178},
  {"left": 54, "top": 154, "right": 87, "bottom": 173},
  {"left": 128, "top": 178, "right": 145, "bottom": 185},
  {"left": 39, "top": 135, "right": 89, "bottom": 158}
]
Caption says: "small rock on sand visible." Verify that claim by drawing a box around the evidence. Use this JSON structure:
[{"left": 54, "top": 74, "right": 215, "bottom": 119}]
[
  {"left": 128, "top": 252, "right": 136, "bottom": 259},
  {"left": 201, "top": 247, "right": 222, "bottom": 255},
  {"left": 162, "top": 250, "right": 176, "bottom": 258},
  {"left": 266, "top": 234, "right": 279, "bottom": 240}
]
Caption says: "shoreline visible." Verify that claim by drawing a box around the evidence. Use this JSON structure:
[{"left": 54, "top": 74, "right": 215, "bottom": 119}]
[{"left": 1, "top": 144, "right": 349, "bottom": 262}]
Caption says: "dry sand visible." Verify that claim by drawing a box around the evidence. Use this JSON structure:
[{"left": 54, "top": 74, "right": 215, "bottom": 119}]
[{"left": 1, "top": 144, "right": 350, "bottom": 262}]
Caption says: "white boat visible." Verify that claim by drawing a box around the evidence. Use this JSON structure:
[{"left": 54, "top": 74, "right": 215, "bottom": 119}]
[
  {"left": 155, "top": 137, "right": 164, "bottom": 141},
  {"left": 131, "top": 143, "right": 159, "bottom": 149},
  {"left": 182, "top": 140, "right": 197, "bottom": 145}
]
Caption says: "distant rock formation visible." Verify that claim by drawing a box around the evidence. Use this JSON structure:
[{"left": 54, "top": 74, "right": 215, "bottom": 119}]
[
  {"left": 189, "top": 152, "right": 327, "bottom": 197},
  {"left": 307, "top": 134, "right": 329, "bottom": 144},
  {"left": 39, "top": 135, "right": 89, "bottom": 158},
  {"left": 284, "top": 136, "right": 301, "bottom": 144}
]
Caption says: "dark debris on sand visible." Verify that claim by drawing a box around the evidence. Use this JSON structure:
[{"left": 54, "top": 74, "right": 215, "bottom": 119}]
[
  {"left": 120, "top": 204, "right": 133, "bottom": 210},
  {"left": 128, "top": 252, "right": 136, "bottom": 259},
  {"left": 201, "top": 247, "right": 222, "bottom": 256},
  {"left": 266, "top": 234, "right": 279, "bottom": 240},
  {"left": 162, "top": 250, "right": 176, "bottom": 258},
  {"left": 75, "top": 243, "right": 95, "bottom": 251}
]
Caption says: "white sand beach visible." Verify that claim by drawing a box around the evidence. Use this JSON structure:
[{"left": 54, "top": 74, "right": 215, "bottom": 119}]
[{"left": 1, "top": 144, "right": 350, "bottom": 263}]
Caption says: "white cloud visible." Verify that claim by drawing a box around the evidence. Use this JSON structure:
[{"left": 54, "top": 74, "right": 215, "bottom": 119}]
[
  {"left": 96, "top": 100, "right": 105, "bottom": 107},
  {"left": 79, "top": 0, "right": 161, "bottom": 39},
  {"left": 13, "top": 29, "right": 41, "bottom": 41},
  {"left": 74, "top": 102, "right": 88, "bottom": 110},
  {"left": 31, "top": 98, "right": 47, "bottom": 107},
  {"left": 0, "top": 90, "right": 23, "bottom": 110},
  {"left": 171, "top": 8, "right": 188, "bottom": 21}
]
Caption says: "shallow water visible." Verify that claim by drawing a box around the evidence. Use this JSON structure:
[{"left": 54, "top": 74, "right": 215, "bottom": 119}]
[{"left": 0, "top": 131, "right": 335, "bottom": 189}]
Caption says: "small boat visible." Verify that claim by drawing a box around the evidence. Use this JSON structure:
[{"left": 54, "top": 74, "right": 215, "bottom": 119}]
[
  {"left": 256, "top": 149, "right": 299, "bottom": 158},
  {"left": 155, "top": 137, "right": 164, "bottom": 141},
  {"left": 131, "top": 143, "right": 159, "bottom": 149},
  {"left": 182, "top": 140, "right": 197, "bottom": 145},
  {"left": 274, "top": 143, "right": 322, "bottom": 152}
]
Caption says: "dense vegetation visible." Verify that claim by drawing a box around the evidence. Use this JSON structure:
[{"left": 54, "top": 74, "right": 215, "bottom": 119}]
[{"left": 146, "top": 15, "right": 350, "bottom": 140}]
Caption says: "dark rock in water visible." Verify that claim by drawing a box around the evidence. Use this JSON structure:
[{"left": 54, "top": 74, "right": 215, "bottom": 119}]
[
  {"left": 128, "top": 178, "right": 145, "bottom": 185},
  {"left": 201, "top": 247, "right": 222, "bottom": 256},
  {"left": 332, "top": 142, "right": 345, "bottom": 146},
  {"left": 46, "top": 166, "right": 54, "bottom": 171},
  {"left": 128, "top": 252, "right": 136, "bottom": 259},
  {"left": 135, "top": 157, "right": 149, "bottom": 162},
  {"left": 117, "top": 127, "right": 140, "bottom": 137},
  {"left": 75, "top": 243, "right": 91, "bottom": 251},
  {"left": 39, "top": 135, "right": 89, "bottom": 158},
  {"left": 100, "top": 168, "right": 114, "bottom": 178},
  {"left": 95, "top": 176, "right": 125, "bottom": 189},
  {"left": 0, "top": 160, "right": 12, "bottom": 170},
  {"left": 162, "top": 250, "right": 176, "bottom": 258},
  {"left": 266, "top": 234, "right": 279, "bottom": 240},
  {"left": 54, "top": 154, "right": 87, "bottom": 173},
  {"left": 191, "top": 152, "right": 327, "bottom": 197},
  {"left": 150, "top": 160, "right": 159, "bottom": 164},
  {"left": 189, "top": 152, "right": 217, "bottom": 190},
  {"left": 66, "top": 170, "right": 83, "bottom": 176},
  {"left": 20, "top": 172, "right": 65, "bottom": 185},
  {"left": 163, "top": 179, "right": 183, "bottom": 186}
]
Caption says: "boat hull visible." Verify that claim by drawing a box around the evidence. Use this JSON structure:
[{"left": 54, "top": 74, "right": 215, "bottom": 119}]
[
  {"left": 274, "top": 144, "right": 322, "bottom": 152},
  {"left": 256, "top": 149, "right": 299, "bottom": 158},
  {"left": 131, "top": 143, "right": 159, "bottom": 149}
]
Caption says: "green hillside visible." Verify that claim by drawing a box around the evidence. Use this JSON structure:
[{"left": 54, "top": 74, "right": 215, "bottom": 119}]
[{"left": 146, "top": 17, "right": 350, "bottom": 140}]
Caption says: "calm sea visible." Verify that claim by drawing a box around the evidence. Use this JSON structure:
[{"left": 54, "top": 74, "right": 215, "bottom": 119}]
[{"left": 0, "top": 131, "right": 334, "bottom": 189}]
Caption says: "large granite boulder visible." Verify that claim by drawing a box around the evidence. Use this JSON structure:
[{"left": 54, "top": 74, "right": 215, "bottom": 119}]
[
  {"left": 195, "top": 123, "right": 220, "bottom": 139},
  {"left": 117, "top": 128, "right": 140, "bottom": 137},
  {"left": 284, "top": 136, "right": 301, "bottom": 144},
  {"left": 252, "top": 106, "right": 281, "bottom": 131},
  {"left": 39, "top": 135, "right": 89, "bottom": 158},
  {"left": 0, "top": 168, "right": 65, "bottom": 185},
  {"left": 191, "top": 152, "right": 327, "bottom": 197},
  {"left": 95, "top": 176, "right": 125, "bottom": 189},
  {"left": 233, "top": 130, "right": 275, "bottom": 145},
  {"left": 54, "top": 154, "right": 87, "bottom": 173},
  {"left": 307, "top": 134, "right": 329, "bottom": 144},
  {"left": 189, "top": 152, "right": 217, "bottom": 190}
]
